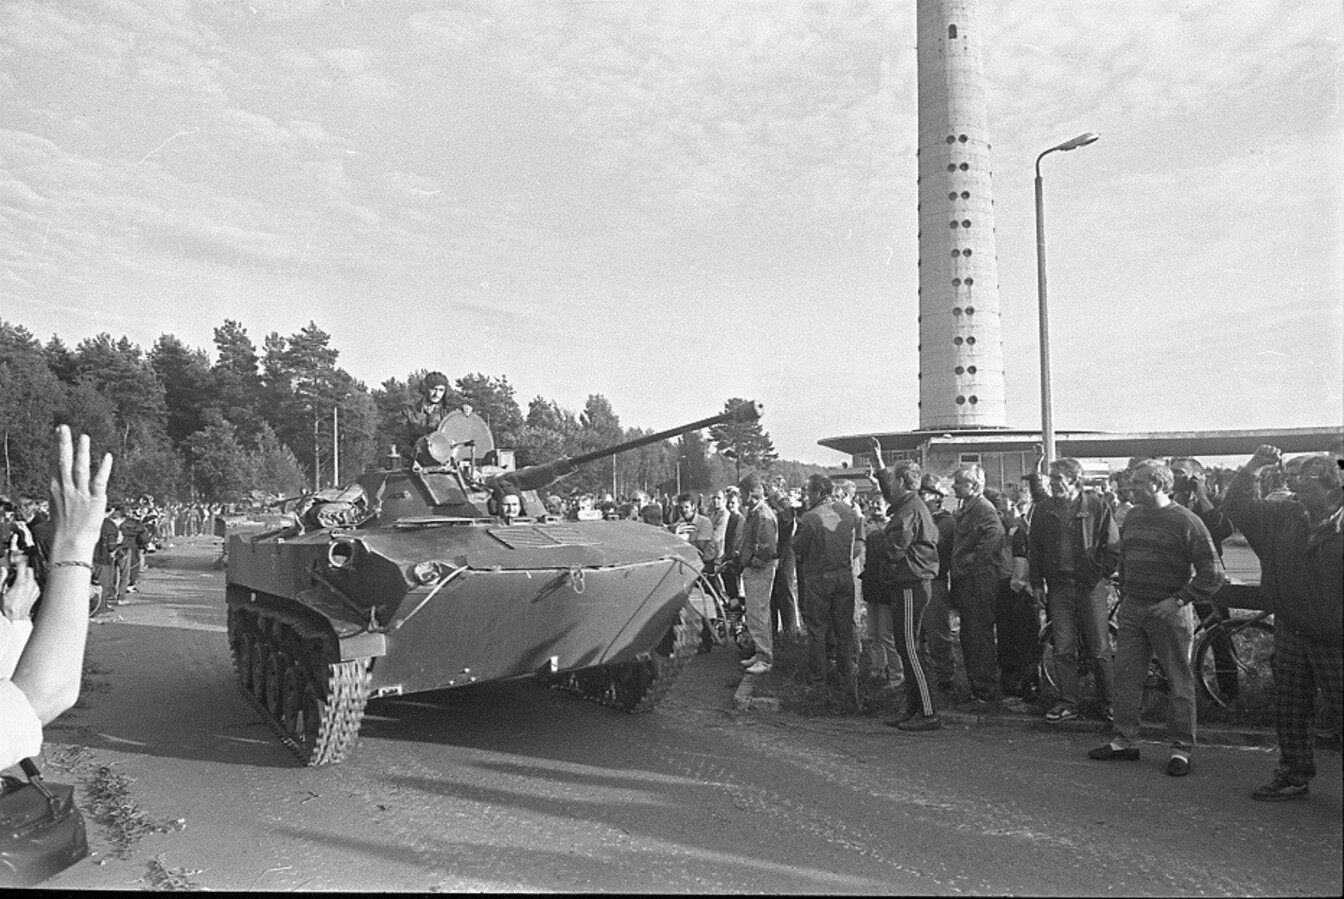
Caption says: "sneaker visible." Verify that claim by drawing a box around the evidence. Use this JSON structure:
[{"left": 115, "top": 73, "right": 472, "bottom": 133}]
[
  {"left": 896, "top": 714, "right": 942, "bottom": 732},
  {"left": 744, "top": 661, "right": 772, "bottom": 676},
  {"left": 1044, "top": 704, "right": 1079, "bottom": 724},
  {"left": 1251, "top": 775, "right": 1308, "bottom": 802},
  {"left": 1088, "top": 744, "right": 1141, "bottom": 761},
  {"left": 740, "top": 656, "right": 759, "bottom": 668},
  {"left": 126, "top": 585, "right": 137, "bottom": 593},
  {"left": 1166, "top": 756, "right": 1191, "bottom": 777}
]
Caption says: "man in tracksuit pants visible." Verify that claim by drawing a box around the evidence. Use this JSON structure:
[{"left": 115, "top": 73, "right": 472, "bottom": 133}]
[{"left": 873, "top": 458, "right": 943, "bottom": 732}]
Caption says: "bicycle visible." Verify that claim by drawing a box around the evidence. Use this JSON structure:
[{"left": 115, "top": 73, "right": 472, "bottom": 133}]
[
  {"left": 1032, "top": 582, "right": 1274, "bottom": 714},
  {"left": 1192, "top": 588, "right": 1274, "bottom": 710}
]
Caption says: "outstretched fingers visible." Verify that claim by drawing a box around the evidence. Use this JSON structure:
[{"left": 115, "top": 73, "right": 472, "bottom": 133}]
[
  {"left": 54, "top": 425, "right": 74, "bottom": 491},
  {"left": 74, "top": 432, "right": 91, "bottom": 495},
  {"left": 91, "top": 451, "right": 113, "bottom": 498}
]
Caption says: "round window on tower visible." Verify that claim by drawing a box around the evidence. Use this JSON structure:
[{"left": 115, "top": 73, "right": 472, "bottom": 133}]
[
  {"left": 954, "top": 337, "right": 964, "bottom": 346},
  {"left": 956, "top": 395, "right": 966, "bottom": 405}
]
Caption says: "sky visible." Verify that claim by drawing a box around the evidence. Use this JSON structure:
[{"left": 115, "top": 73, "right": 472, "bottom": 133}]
[{"left": 1, "top": 0, "right": 1339, "bottom": 464}]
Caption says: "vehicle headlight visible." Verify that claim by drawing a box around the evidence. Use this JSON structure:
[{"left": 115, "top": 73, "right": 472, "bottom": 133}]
[
  {"left": 327, "top": 538, "right": 359, "bottom": 569},
  {"left": 411, "top": 561, "right": 443, "bottom": 585}
]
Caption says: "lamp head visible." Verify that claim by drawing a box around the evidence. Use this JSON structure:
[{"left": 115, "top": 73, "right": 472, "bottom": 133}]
[{"left": 1055, "top": 132, "right": 1100, "bottom": 152}]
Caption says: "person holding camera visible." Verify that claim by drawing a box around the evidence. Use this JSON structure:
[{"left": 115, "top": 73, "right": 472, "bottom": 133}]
[
  {"left": 1224, "top": 446, "right": 1343, "bottom": 802},
  {"left": 2, "top": 426, "right": 113, "bottom": 769}
]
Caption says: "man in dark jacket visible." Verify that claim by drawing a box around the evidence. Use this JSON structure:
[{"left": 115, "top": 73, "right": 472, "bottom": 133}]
[
  {"left": 1225, "top": 447, "right": 1343, "bottom": 801},
  {"left": 873, "top": 458, "right": 942, "bottom": 731},
  {"left": 950, "top": 464, "right": 1011, "bottom": 704},
  {"left": 1027, "top": 456, "right": 1121, "bottom": 724},
  {"left": 794, "top": 475, "right": 861, "bottom": 689},
  {"left": 767, "top": 477, "right": 800, "bottom": 639}
]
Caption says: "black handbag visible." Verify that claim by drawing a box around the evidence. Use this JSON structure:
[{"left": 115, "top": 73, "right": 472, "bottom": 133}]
[{"left": 0, "top": 757, "right": 89, "bottom": 886}]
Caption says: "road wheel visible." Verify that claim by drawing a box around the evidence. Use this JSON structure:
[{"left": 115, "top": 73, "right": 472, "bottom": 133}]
[
  {"left": 602, "top": 606, "right": 698, "bottom": 713},
  {"left": 249, "top": 634, "right": 268, "bottom": 704},
  {"left": 280, "top": 660, "right": 308, "bottom": 741},
  {"left": 264, "top": 649, "right": 288, "bottom": 719}
]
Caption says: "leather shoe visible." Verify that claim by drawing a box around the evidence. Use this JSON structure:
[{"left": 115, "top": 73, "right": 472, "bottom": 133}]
[
  {"left": 1166, "top": 756, "right": 1191, "bottom": 777},
  {"left": 1088, "top": 744, "right": 1141, "bottom": 761}
]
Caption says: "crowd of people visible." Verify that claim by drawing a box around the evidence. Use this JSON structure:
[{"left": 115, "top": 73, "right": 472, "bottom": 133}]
[
  {"left": 614, "top": 439, "right": 1339, "bottom": 802},
  {"left": 2, "top": 424, "right": 1340, "bottom": 813}
]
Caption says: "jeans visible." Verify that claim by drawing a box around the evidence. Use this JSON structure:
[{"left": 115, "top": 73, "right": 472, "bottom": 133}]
[
  {"left": 743, "top": 561, "right": 778, "bottom": 665},
  {"left": 802, "top": 570, "right": 856, "bottom": 680},
  {"left": 922, "top": 576, "right": 956, "bottom": 687},
  {"left": 864, "top": 601, "right": 899, "bottom": 682},
  {"left": 952, "top": 568, "right": 1000, "bottom": 700},
  {"left": 1113, "top": 596, "right": 1196, "bottom": 753},
  {"left": 1047, "top": 579, "right": 1114, "bottom": 709}
]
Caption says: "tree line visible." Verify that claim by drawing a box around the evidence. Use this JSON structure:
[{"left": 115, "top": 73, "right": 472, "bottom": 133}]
[{"left": 0, "top": 318, "right": 786, "bottom": 504}]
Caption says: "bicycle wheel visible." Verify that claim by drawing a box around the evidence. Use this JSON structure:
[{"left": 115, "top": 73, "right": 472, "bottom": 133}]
[
  {"left": 1196, "top": 619, "right": 1275, "bottom": 709},
  {"left": 1038, "top": 621, "right": 1118, "bottom": 698}
]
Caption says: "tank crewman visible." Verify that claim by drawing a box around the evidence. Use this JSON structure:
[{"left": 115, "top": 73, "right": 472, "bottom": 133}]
[
  {"left": 401, "top": 372, "right": 452, "bottom": 459},
  {"left": 498, "top": 491, "right": 523, "bottom": 524}
]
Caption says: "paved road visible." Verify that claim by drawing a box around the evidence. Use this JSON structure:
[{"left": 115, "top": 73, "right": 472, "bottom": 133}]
[{"left": 38, "top": 538, "right": 1341, "bottom": 894}]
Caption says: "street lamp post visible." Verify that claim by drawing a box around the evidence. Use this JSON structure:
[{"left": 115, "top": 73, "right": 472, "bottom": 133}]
[{"left": 1034, "top": 131, "right": 1100, "bottom": 468}]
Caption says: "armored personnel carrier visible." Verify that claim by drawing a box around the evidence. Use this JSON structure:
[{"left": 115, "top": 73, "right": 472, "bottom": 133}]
[{"left": 225, "top": 400, "right": 762, "bottom": 765}]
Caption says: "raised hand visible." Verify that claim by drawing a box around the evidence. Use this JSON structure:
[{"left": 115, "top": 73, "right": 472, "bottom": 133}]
[{"left": 48, "top": 425, "right": 113, "bottom": 562}]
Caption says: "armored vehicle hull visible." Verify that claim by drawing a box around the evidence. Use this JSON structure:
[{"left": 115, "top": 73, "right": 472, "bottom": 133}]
[{"left": 225, "top": 402, "right": 761, "bottom": 765}]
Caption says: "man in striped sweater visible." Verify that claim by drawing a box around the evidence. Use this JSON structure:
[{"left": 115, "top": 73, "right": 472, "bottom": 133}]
[{"left": 1088, "top": 459, "right": 1224, "bottom": 776}]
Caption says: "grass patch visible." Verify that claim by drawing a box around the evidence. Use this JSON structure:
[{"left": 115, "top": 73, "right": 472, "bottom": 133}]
[
  {"left": 87, "top": 766, "right": 176, "bottom": 859},
  {"left": 145, "top": 854, "right": 204, "bottom": 891},
  {"left": 749, "top": 633, "right": 911, "bottom": 719}
]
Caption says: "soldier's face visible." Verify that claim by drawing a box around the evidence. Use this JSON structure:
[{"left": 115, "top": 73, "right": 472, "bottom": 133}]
[
  {"left": 428, "top": 385, "right": 446, "bottom": 404},
  {"left": 501, "top": 495, "right": 521, "bottom": 517}
]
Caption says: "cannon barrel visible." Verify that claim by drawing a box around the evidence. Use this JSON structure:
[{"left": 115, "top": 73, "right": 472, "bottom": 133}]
[{"left": 488, "top": 400, "right": 763, "bottom": 494}]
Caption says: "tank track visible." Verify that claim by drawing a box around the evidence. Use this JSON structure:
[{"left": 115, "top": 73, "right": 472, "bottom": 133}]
[
  {"left": 548, "top": 606, "right": 698, "bottom": 713},
  {"left": 226, "top": 588, "right": 371, "bottom": 766}
]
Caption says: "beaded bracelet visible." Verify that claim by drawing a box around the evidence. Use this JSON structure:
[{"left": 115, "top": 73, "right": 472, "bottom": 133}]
[{"left": 50, "top": 560, "right": 94, "bottom": 572}]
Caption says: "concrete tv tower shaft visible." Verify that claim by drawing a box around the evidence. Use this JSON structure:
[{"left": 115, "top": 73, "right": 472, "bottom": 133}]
[{"left": 916, "top": 0, "right": 1007, "bottom": 429}]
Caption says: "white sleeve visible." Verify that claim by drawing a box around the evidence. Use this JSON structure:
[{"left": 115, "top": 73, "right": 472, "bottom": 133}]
[
  {"left": 0, "top": 617, "right": 34, "bottom": 680},
  {"left": 1, "top": 678, "right": 44, "bottom": 769}
]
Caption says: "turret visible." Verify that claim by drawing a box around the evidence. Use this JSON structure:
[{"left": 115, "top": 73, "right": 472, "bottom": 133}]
[
  {"left": 347, "top": 400, "right": 763, "bottom": 525},
  {"left": 488, "top": 400, "right": 764, "bottom": 495}
]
